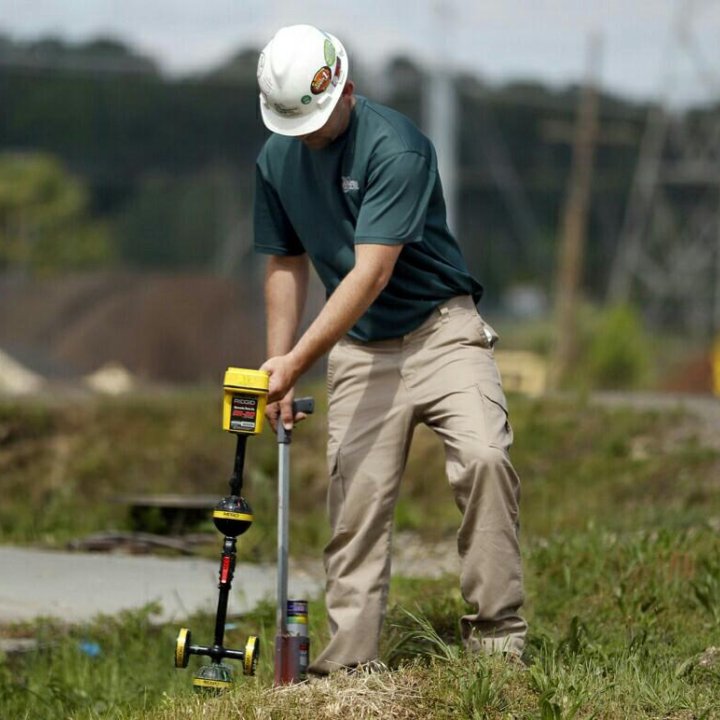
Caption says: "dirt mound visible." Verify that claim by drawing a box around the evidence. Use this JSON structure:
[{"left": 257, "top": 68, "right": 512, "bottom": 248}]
[{"left": 0, "top": 273, "right": 268, "bottom": 383}]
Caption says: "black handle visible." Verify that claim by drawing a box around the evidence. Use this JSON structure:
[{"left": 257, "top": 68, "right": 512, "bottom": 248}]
[
  {"left": 277, "top": 396, "right": 315, "bottom": 444},
  {"left": 229, "top": 434, "right": 248, "bottom": 496},
  {"left": 293, "top": 397, "right": 315, "bottom": 416}
]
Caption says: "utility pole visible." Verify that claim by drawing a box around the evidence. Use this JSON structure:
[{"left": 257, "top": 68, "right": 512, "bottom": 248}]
[
  {"left": 423, "top": 0, "right": 458, "bottom": 233},
  {"left": 549, "top": 35, "right": 602, "bottom": 389}
]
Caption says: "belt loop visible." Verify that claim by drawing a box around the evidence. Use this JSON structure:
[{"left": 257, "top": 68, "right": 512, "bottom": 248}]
[{"left": 438, "top": 305, "right": 449, "bottom": 323}]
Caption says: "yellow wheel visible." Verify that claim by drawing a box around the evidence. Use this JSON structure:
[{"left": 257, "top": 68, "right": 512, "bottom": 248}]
[
  {"left": 243, "top": 635, "right": 259, "bottom": 675},
  {"left": 175, "top": 628, "right": 191, "bottom": 668}
]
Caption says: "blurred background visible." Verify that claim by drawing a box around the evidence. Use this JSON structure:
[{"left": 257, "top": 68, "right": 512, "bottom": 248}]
[{"left": 1, "top": 0, "right": 719, "bottom": 396}]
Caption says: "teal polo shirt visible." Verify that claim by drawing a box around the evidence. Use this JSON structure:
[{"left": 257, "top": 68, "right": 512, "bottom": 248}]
[{"left": 254, "top": 96, "right": 483, "bottom": 342}]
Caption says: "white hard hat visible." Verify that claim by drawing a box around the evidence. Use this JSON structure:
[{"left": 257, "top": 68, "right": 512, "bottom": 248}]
[{"left": 257, "top": 25, "right": 349, "bottom": 137}]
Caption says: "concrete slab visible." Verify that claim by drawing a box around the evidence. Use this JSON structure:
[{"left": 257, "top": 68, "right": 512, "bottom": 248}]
[{"left": 0, "top": 547, "right": 322, "bottom": 625}]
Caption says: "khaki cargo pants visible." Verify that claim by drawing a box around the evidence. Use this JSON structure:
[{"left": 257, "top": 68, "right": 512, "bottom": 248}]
[{"left": 309, "top": 296, "right": 527, "bottom": 675}]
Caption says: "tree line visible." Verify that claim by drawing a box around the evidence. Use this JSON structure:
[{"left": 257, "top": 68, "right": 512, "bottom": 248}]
[{"left": 0, "top": 33, "right": 679, "bottom": 305}]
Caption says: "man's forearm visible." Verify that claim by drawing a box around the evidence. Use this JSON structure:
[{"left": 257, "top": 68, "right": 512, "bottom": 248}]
[
  {"left": 287, "top": 243, "right": 402, "bottom": 377},
  {"left": 262, "top": 243, "right": 401, "bottom": 402},
  {"left": 287, "top": 265, "right": 383, "bottom": 376},
  {"left": 265, "top": 255, "right": 309, "bottom": 356}
]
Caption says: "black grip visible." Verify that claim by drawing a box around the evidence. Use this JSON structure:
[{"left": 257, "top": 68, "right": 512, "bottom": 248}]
[
  {"left": 292, "top": 397, "right": 315, "bottom": 415},
  {"left": 277, "top": 397, "right": 315, "bottom": 444}
]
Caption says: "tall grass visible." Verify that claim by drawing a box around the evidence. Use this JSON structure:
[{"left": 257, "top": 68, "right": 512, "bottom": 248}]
[
  {"left": 1, "top": 389, "right": 719, "bottom": 718},
  {"left": 1, "top": 388, "right": 717, "bottom": 551},
  {"left": 7, "top": 524, "right": 716, "bottom": 718}
]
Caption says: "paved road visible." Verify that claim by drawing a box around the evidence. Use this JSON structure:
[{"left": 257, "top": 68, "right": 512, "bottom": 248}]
[
  {"left": 0, "top": 532, "right": 459, "bottom": 628},
  {"left": 591, "top": 391, "right": 720, "bottom": 449},
  {"left": 0, "top": 547, "right": 322, "bottom": 625}
]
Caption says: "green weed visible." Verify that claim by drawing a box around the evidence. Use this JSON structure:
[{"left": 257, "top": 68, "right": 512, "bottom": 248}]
[{"left": 1, "top": 390, "right": 720, "bottom": 718}]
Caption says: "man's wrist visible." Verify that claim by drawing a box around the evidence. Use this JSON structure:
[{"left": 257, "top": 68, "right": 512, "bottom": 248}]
[{"left": 286, "top": 348, "right": 308, "bottom": 382}]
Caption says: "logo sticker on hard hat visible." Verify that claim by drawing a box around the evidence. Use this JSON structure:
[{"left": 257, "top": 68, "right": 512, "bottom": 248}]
[
  {"left": 273, "top": 103, "right": 301, "bottom": 117},
  {"left": 324, "top": 39, "right": 336, "bottom": 67},
  {"left": 301, "top": 95, "right": 311, "bottom": 105},
  {"left": 311, "top": 67, "right": 332, "bottom": 95}
]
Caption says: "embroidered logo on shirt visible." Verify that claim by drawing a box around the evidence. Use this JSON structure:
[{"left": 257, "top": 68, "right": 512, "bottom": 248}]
[{"left": 341, "top": 176, "right": 359, "bottom": 193}]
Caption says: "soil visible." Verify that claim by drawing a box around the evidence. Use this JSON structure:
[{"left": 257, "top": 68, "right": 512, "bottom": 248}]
[
  {"left": 0, "top": 272, "right": 325, "bottom": 384},
  {"left": 660, "top": 353, "right": 714, "bottom": 394}
]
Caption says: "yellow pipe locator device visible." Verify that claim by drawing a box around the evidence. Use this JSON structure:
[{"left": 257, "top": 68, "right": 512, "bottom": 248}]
[
  {"left": 175, "top": 368, "right": 269, "bottom": 692},
  {"left": 222, "top": 367, "right": 269, "bottom": 435}
]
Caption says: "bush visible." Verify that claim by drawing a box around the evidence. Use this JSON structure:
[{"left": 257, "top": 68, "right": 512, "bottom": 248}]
[{"left": 570, "top": 303, "right": 654, "bottom": 390}]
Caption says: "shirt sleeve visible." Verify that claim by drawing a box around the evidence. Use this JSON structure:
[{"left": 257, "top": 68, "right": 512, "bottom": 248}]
[
  {"left": 354, "top": 151, "right": 435, "bottom": 246},
  {"left": 253, "top": 164, "right": 305, "bottom": 256}
]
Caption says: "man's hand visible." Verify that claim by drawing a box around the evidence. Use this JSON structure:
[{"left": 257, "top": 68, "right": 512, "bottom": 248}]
[
  {"left": 261, "top": 353, "right": 302, "bottom": 405},
  {"left": 264, "top": 389, "right": 308, "bottom": 432}
]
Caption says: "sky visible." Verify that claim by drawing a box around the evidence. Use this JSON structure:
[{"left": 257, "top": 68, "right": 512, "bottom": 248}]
[{"left": 1, "top": 0, "right": 720, "bottom": 105}]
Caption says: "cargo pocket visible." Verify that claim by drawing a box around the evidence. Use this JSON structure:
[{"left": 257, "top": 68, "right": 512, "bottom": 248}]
[
  {"left": 478, "top": 382, "right": 514, "bottom": 451},
  {"left": 326, "top": 444, "right": 347, "bottom": 533},
  {"left": 326, "top": 344, "right": 338, "bottom": 397}
]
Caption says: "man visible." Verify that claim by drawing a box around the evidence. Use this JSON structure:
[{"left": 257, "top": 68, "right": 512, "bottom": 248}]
[{"left": 254, "top": 24, "right": 527, "bottom": 675}]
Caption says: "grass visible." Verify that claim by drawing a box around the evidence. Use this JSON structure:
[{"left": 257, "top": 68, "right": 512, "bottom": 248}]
[
  {"left": 0, "top": 387, "right": 330, "bottom": 558},
  {"left": 1, "top": 386, "right": 717, "bottom": 552},
  {"left": 1, "top": 386, "right": 719, "bottom": 718},
  {"left": 5, "top": 527, "right": 718, "bottom": 718}
]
